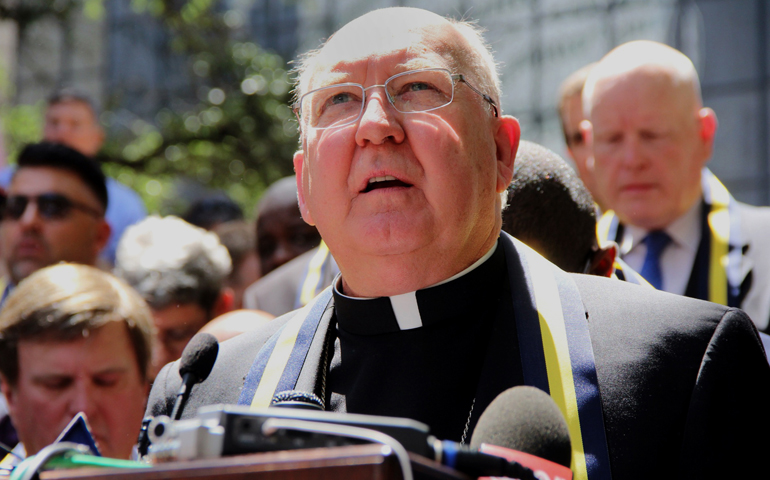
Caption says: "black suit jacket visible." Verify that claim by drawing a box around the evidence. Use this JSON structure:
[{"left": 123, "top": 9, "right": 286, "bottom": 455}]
[{"left": 148, "top": 271, "right": 769, "bottom": 479}]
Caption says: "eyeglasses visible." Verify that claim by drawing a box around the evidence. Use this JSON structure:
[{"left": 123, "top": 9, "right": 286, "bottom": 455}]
[
  {"left": 2, "top": 193, "right": 103, "bottom": 221},
  {"left": 295, "top": 68, "right": 499, "bottom": 130}
]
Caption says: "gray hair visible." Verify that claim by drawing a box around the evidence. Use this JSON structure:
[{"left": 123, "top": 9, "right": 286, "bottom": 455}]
[{"left": 115, "top": 216, "right": 232, "bottom": 312}]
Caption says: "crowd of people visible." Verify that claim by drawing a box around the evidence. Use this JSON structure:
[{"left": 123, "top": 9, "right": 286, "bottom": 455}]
[{"left": 0, "top": 6, "right": 768, "bottom": 479}]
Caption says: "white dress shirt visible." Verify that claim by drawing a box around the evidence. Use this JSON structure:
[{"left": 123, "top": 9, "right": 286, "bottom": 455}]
[{"left": 620, "top": 202, "right": 701, "bottom": 296}]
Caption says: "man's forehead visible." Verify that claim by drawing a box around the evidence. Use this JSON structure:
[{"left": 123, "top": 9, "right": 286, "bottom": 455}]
[
  {"left": 10, "top": 167, "right": 101, "bottom": 207},
  {"left": 11, "top": 167, "right": 79, "bottom": 193},
  {"left": 592, "top": 66, "right": 696, "bottom": 115},
  {"left": 47, "top": 100, "right": 96, "bottom": 120},
  {"left": 18, "top": 323, "right": 135, "bottom": 366}
]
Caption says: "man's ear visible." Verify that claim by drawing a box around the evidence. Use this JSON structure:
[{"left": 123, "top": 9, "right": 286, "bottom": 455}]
[
  {"left": 579, "top": 120, "right": 593, "bottom": 148},
  {"left": 95, "top": 125, "right": 106, "bottom": 152},
  {"left": 212, "top": 287, "right": 235, "bottom": 318},
  {"left": 95, "top": 220, "right": 111, "bottom": 256},
  {"left": 293, "top": 150, "right": 315, "bottom": 226},
  {"left": 495, "top": 115, "right": 521, "bottom": 193},
  {"left": 589, "top": 242, "right": 617, "bottom": 278},
  {"left": 698, "top": 107, "right": 718, "bottom": 162},
  {"left": 0, "top": 373, "right": 16, "bottom": 416}
]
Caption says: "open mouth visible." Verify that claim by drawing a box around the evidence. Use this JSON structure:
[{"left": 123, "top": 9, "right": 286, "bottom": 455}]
[{"left": 362, "top": 175, "right": 412, "bottom": 193}]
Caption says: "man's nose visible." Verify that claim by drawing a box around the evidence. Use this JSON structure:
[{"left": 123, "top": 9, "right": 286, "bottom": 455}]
[
  {"left": 18, "top": 202, "right": 42, "bottom": 227},
  {"left": 355, "top": 89, "right": 405, "bottom": 146},
  {"left": 620, "top": 137, "right": 646, "bottom": 169},
  {"left": 68, "top": 381, "right": 98, "bottom": 420},
  {"left": 45, "top": 126, "right": 69, "bottom": 143},
  {"left": 268, "top": 241, "right": 296, "bottom": 272}
]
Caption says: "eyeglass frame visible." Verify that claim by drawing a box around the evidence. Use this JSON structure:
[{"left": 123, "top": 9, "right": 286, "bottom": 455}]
[
  {"left": 1, "top": 193, "right": 105, "bottom": 221},
  {"left": 294, "top": 67, "right": 499, "bottom": 131}
]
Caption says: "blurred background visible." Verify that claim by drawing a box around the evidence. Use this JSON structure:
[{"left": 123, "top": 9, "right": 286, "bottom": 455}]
[{"left": 0, "top": 0, "right": 767, "bottom": 214}]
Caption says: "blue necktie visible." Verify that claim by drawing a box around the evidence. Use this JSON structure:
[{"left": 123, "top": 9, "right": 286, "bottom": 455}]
[{"left": 640, "top": 231, "right": 671, "bottom": 290}]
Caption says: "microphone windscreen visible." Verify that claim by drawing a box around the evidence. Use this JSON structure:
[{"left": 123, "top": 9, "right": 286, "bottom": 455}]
[
  {"left": 271, "top": 390, "right": 325, "bottom": 410},
  {"left": 470, "top": 386, "right": 571, "bottom": 468},
  {"left": 178, "top": 333, "right": 219, "bottom": 382}
]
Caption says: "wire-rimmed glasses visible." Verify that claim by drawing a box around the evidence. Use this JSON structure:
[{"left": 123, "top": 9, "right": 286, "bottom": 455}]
[{"left": 295, "top": 68, "right": 498, "bottom": 130}]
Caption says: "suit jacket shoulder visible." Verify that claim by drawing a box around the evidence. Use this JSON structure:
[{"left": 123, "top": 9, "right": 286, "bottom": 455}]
[
  {"left": 572, "top": 273, "right": 770, "bottom": 478},
  {"left": 242, "top": 248, "right": 319, "bottom": 316},
  {"left": 146, "top": 311, "right": 297, "bottom": 419},
  {"left": 735, "top": 200, "right": 770, "bottom": 331}
]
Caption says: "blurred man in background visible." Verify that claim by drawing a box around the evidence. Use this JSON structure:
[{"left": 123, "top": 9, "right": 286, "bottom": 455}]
[
  {"left": 0, "top": 142, "right": 110, "bottom": 305},
  {"left": 242, "top": 176, "right": 328, "bottom": 316},
  {"left": 255, "top": 176, "right": 321, "bottom": 276},
  {"left": 0, "top": 90, "right": 147, "bottom": 266},
  {"left": 503, "top": 140, "right": 615, "bottom": 276},
  {"left": 584, "top": 40, "right": 770, "bottom": 332},
  {"left": 183, "top": 195, "right": 244, "bottom": 231},
  {"left": 557, "top": 63, "right": 603, "bottom": 209},
  {"left": 0, "top": 264, "right": 154, "bottom": 460},
  {"left": 115, "top": 215, "right": 232, "bottom": 379}
]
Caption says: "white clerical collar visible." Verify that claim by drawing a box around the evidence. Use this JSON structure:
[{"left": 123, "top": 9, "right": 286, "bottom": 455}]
[{"left": 333, "top": 241, "right": 501, "bottom": 333}]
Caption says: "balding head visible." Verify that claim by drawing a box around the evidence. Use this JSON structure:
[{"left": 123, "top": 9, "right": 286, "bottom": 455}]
[
  {"left": 581, "top": 40, "right": 717, "bottom": 230},
  {"left": 295, "top": 8, "right": 501, "bottom": 122},
  {"left": 583, "top": 40, "right": 703, "bottom": 117}
]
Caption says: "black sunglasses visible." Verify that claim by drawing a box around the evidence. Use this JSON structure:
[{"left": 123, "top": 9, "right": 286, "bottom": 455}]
[{"left": 2, "top": 193, "right": 103, "bottom": 221}]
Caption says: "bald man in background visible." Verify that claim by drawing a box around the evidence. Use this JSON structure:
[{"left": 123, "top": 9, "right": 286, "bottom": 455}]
[
  {"left": 584, "top": 40, "right": 770, "bottom": 332},
  {"left": 243, "top": 176, "right": 327, "bottom": 316}
]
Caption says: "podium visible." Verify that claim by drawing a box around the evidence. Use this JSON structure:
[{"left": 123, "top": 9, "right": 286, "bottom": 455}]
[{"left": 40, "top": 445, "right": 470, "bottom": 480}]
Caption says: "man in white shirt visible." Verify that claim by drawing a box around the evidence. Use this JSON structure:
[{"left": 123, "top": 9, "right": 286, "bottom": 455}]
[{"left": 584, "top": 40, "right": 770, "bottom": 332}]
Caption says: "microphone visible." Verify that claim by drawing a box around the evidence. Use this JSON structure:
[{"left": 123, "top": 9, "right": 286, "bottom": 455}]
[
  {"left": 170, "top": 333, "right": 219, "bottom": 420},
  {"left": 470, "top": 386, "right": 573, "bottom": 479},
  {"left": 271, "top": 390, "right": 325, "bottom": 411},
  {"left": 139, "top": 333, "right": 219, "bottom": 457},
  {"left": 265, "top": 390, "right": 539, "bottom": 479}
]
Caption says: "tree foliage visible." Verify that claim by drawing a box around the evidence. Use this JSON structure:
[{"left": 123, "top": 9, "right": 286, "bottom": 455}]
[{"left": 1, "top": 0, "right": 299, "bottom": 214}]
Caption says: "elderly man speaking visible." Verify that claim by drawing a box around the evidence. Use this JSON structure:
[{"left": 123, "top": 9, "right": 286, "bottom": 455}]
[{"left": 147, "top": 8, "right": 769, "bottom": 479}]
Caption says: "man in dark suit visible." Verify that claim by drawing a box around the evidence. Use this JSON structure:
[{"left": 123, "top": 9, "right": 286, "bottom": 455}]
[
  {"left": 583, "top": 40, "right": 770, "bottom": 333},
  {"left": 147, "top": 8, "right": 769, "bottom": 479},
  {"left": 242, "top": 241, "right": 338, "bottom": 317}
]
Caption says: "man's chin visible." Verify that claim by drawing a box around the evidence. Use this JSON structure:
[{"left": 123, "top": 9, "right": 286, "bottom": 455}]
[
  {"left": 618, "top": 207, "right": 671, "bottom": 231},
  {"left": 10, "top": 260, "right": 47, "bottom": 285}
]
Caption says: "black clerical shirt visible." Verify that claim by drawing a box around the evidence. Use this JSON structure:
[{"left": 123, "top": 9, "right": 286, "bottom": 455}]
[{"left": 327, "top": 242, "right": 524, "bottom": 442}]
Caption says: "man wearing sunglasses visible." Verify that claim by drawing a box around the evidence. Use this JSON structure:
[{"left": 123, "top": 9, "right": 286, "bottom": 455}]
[
  {"left": 0, "top": 142, "right": 110, "bottom": 306},
  {"left": 0, "top": 91, "right": 147, "bottom": 267},
  {"left": 147, "top": 8, "right": 769, "bottom": 478}
]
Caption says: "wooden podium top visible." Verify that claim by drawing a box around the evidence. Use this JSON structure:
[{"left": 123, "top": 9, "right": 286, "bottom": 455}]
[{"left": 40, "top": 445, "right": 470, "bottom": 480}]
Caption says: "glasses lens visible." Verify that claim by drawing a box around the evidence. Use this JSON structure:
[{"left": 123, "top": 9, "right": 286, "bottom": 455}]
[
  {"left": 36, "top": 194, "right": 72, "bottom": 219},
  {"left": 301, "top": 84, "right": 364, "bottom": 129},
  {"left": 4, "top": 196, "right": 29, "bottom": 220},
  {"left": 387, "top": 69, "right": 454, "bottom": 113}
]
